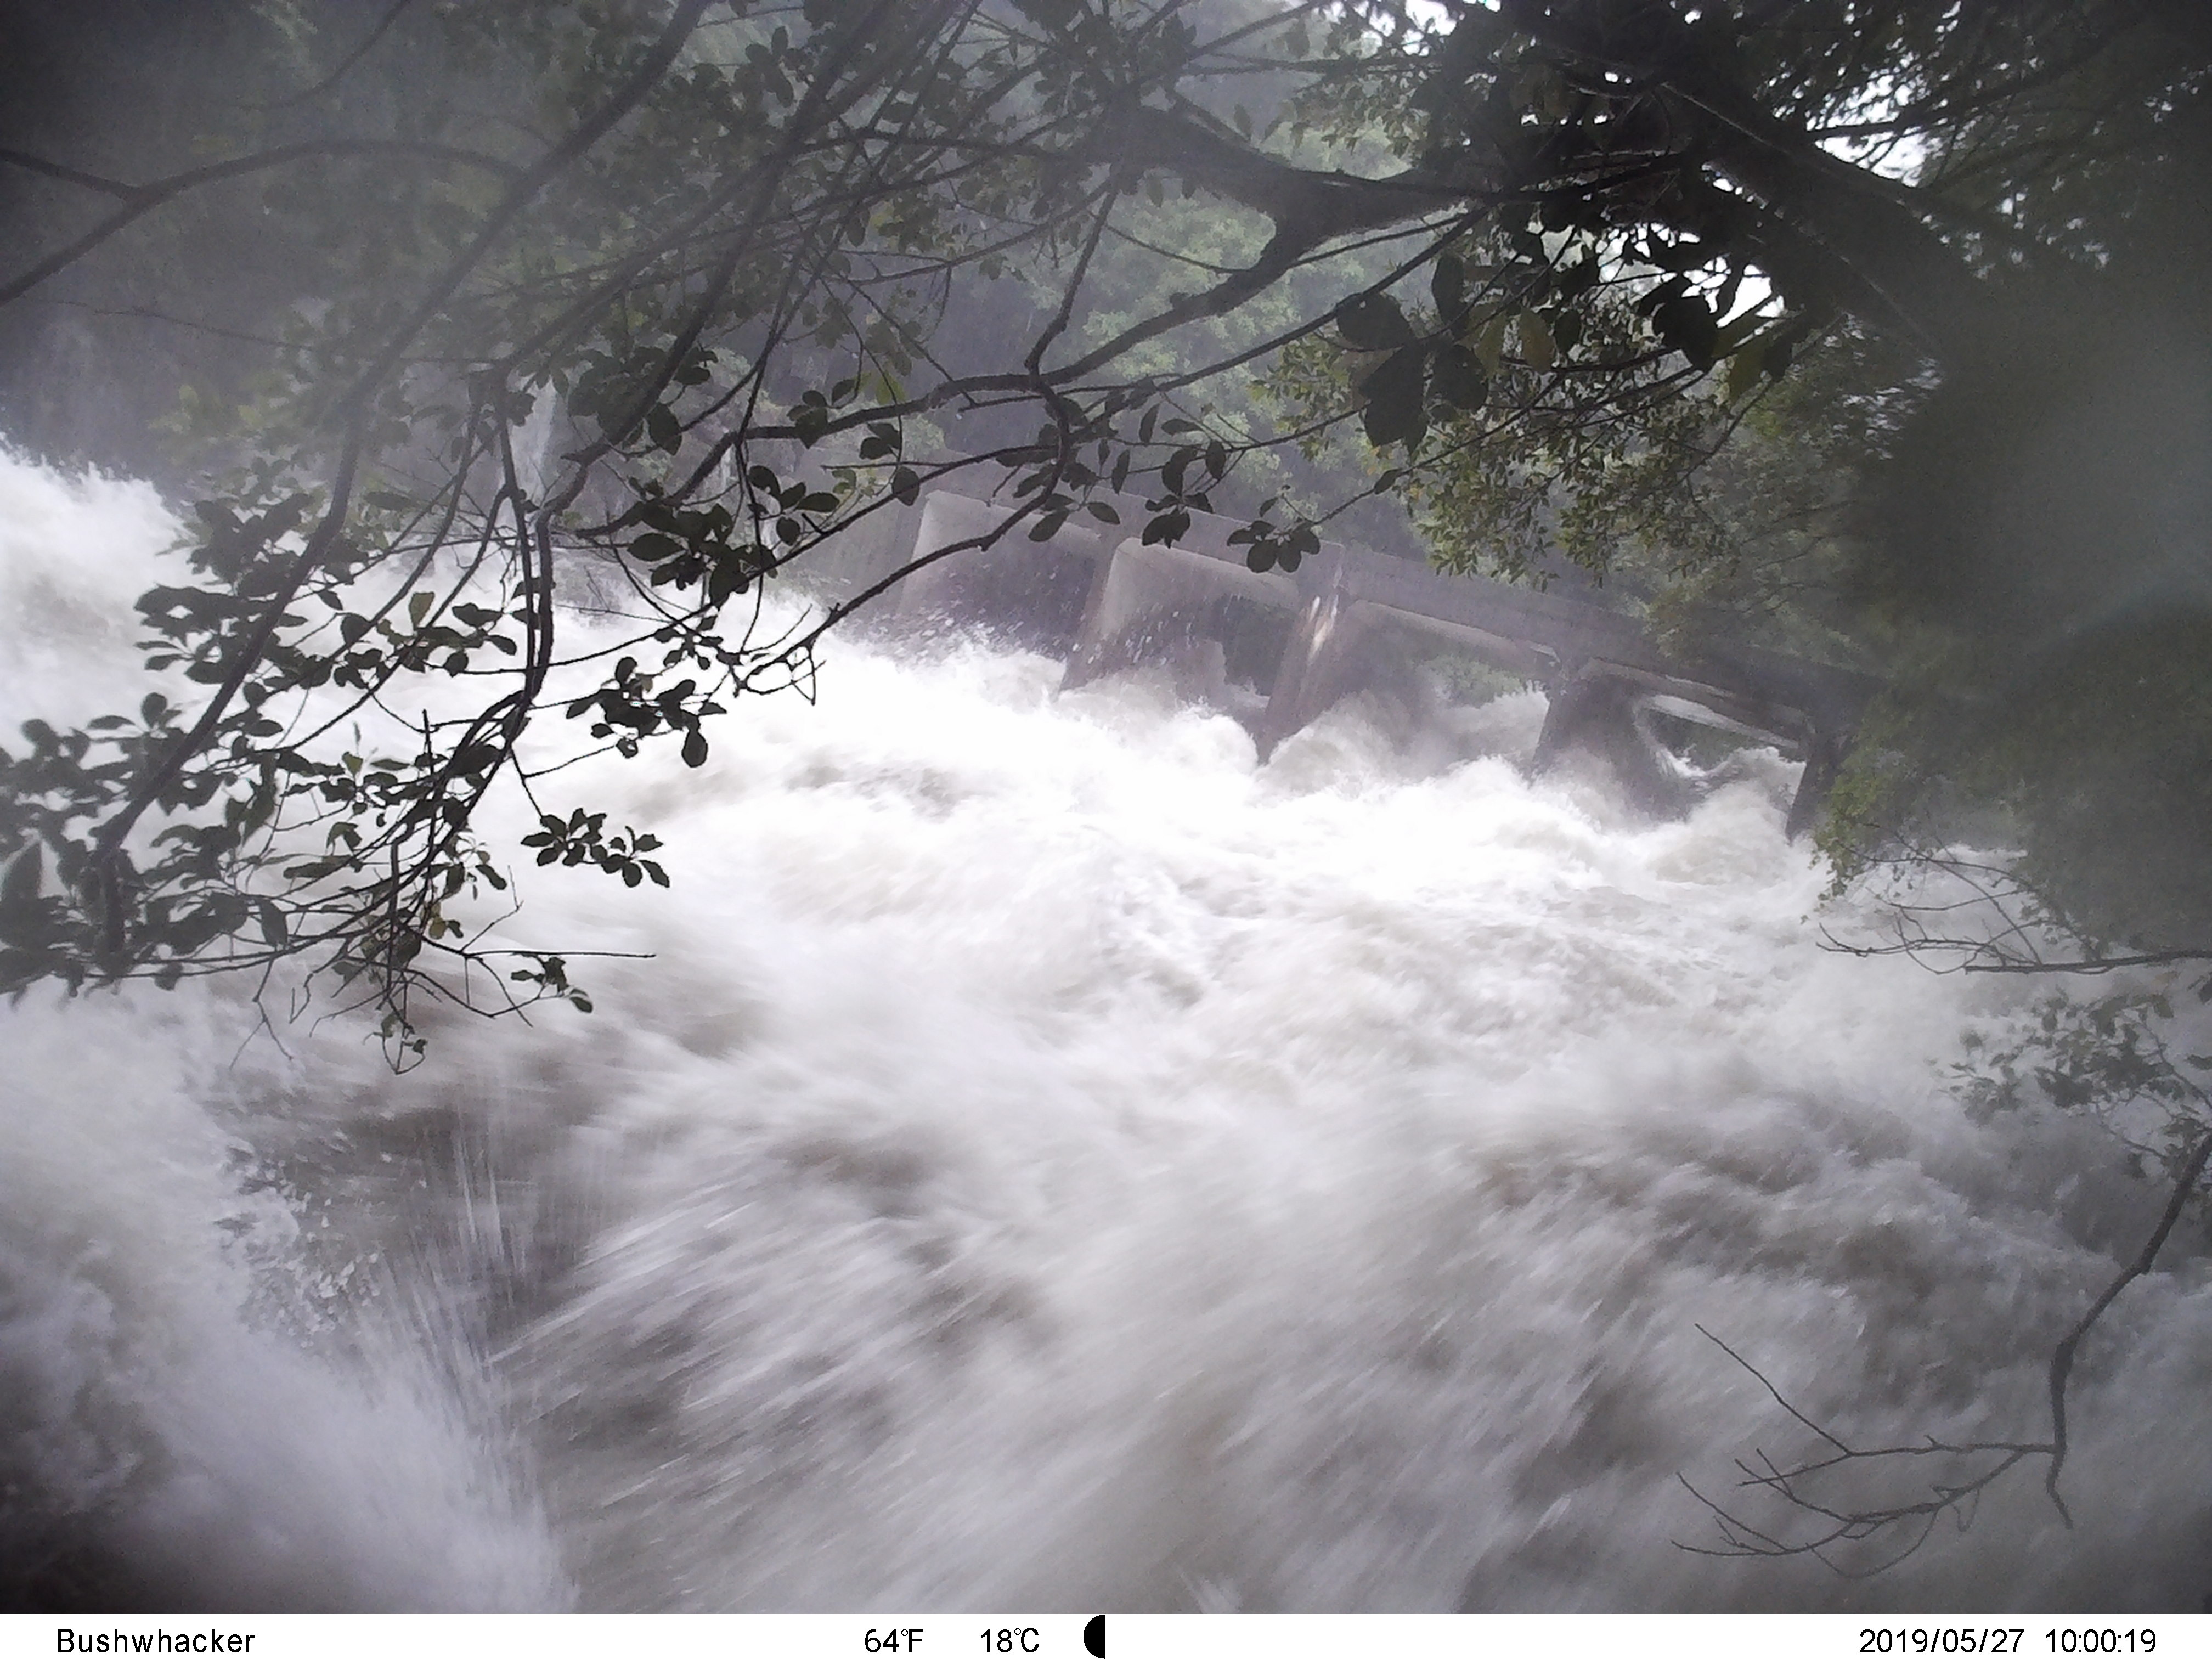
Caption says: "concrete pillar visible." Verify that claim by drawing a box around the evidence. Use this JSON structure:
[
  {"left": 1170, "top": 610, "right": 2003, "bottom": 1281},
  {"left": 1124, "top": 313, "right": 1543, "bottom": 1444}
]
[
  {"left": 1062, "top": 537, "right": 1297, "bottom": 691},
  {"left": 1063, "top": 537, "right": 1169, "bottom": 689},
  {"left": 893, "top": 491, "right": 1103, "bottom": 648},
  {"left": 1253, "top": 552, "right": 1369, "bottom": 760},
  {"left": 1785, "top": 722, "right": 1848, "bottom": 840},
  {"left": 1531, "top": 664, "right": 1698, "bottom": 816}
]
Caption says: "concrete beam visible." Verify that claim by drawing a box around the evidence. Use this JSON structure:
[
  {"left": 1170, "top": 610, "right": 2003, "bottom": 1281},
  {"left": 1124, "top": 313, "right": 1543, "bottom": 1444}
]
[
  {"left": 891, "top": 490, "right": 1104, "bottom": 648},
  {"left": 1062, "top": 535, "right": 1299, "bottom": 690},
  {"left": 1253, "top": 553, "right": 1374, "bottom": 761},
  {"left": 895, "top": 484, "right": 1877, "bottom": 836}
]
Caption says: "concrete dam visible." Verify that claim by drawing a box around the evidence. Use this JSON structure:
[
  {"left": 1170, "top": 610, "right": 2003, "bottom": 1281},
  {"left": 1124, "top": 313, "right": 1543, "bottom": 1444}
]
[{"left": 821, "top": 484, "right": 1880, "bottom": 835}]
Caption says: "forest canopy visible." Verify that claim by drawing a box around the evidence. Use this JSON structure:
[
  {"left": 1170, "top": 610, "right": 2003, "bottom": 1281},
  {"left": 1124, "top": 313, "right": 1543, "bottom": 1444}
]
[{"left": 0, "top": 0, "right": 2207, "bottom": 1050}]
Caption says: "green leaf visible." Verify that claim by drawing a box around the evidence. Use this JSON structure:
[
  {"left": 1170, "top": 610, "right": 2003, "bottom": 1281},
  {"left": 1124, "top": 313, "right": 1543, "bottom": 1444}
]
[
  {"left": 1713, "top": 308, "right": 1774, "bottom": 356},
  {"left": 1359, "top": 346, "right": 1429, "bottom": 451},
  {"left": 1471, "top": 311, "right": 1510, "bottom": 377},
  {"left": 1553, "top": 255, "right": 1600, "bottom": 303},
  {"left": 1430, "top": 343, "right": 1489, "bottom": 414},
  {"left": 1335, "top": 293, "right": 1417, "bottom": 352},
  {"left": 1515, "top": 310, "right": 1556, "bottom": 371},
  {"left": 681, "top": 728, "right": 708, "bottom": 768},
  {"left": 1142, "top": 509, "right": 1190, "bottom": 546},
  {"left": 1651, "top": 292, "right": 1719, "bottom": 370},
  {"left": 1723, "top": 340, "right": 1769, "bottom": 403},
  {"left": 1430, "top": 253, "right": 1466, "bottom": 324}
]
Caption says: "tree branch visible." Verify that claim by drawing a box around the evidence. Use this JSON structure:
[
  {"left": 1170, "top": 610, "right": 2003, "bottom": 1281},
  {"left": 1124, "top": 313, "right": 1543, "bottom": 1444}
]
[
  {"left": 0, "top": 141, "right": 524, "bottom": 307},
  {"left": 2044, "top": 1130, "right": 2212, "bottom": 1518},
  {"left": 1681, "top": 1133, "right": 2212, "bottom": 1566}
]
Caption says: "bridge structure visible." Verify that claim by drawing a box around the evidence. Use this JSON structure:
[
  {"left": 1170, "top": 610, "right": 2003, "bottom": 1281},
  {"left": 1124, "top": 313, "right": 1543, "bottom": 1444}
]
[{"left": 839, "top": 486, "right": 1878, "bottom": 836}]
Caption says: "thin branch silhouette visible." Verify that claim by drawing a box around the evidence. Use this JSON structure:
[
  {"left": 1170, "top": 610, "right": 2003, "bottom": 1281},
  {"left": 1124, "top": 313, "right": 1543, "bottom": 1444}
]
[{"left": 1679, "top": 1131, "right": 2212, "bottom": 1571}]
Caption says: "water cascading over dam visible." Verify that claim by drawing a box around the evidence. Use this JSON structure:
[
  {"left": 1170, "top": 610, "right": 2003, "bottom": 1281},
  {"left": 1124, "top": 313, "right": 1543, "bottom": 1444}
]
[
  {"left": 4, "top": 449, "right": 2212, "bottom": 1613},
  {"left": 859, "top": 484, "right": 1876, "bottom": 833}
]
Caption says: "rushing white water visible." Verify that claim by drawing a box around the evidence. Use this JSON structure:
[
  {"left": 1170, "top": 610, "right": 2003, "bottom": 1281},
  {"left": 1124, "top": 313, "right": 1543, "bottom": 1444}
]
[{"left": 4, "top": 450, "right": 2211, "bottom": 1612}]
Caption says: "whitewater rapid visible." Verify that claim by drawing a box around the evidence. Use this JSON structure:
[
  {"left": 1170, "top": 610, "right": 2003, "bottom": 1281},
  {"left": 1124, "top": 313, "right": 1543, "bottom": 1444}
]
[{"left": 4, "top": 453, "right": 2211, "bottom": 1612}]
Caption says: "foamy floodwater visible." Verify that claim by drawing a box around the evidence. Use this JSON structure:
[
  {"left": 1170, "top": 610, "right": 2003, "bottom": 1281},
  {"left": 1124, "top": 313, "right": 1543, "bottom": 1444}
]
[{"left": 3, "top": 450, "right": 2209, "bottom": 1612}]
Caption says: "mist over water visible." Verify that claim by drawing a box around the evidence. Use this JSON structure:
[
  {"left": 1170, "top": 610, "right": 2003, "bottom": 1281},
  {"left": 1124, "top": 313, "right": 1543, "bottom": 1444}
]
[{"left": 5, "top": 450, "right": 2211, "bottom": 1612}]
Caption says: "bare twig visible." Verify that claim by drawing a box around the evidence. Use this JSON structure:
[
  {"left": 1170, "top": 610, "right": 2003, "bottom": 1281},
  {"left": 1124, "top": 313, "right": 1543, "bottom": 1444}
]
[{"left": 1680, "top": 1132, "right": 2212, "bottom": 1567}]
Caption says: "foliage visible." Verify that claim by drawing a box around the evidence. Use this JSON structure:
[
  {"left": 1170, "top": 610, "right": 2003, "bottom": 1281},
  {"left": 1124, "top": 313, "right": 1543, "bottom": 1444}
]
[
  {"left": 1819, "top": 615, "right": 2212, "bottom": 951},
  {"left": 1957, "top": 982, "right": 2212, "bottom": 1175},
  {"left": 0, "top": 0, "right": 2208, "bottom": 1052}
]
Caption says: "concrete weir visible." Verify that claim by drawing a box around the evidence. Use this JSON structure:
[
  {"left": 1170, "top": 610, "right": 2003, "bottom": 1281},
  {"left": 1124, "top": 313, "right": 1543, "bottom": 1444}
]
[{"left": 861, "top": 487, "right": 1878, "bottom": 835}]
